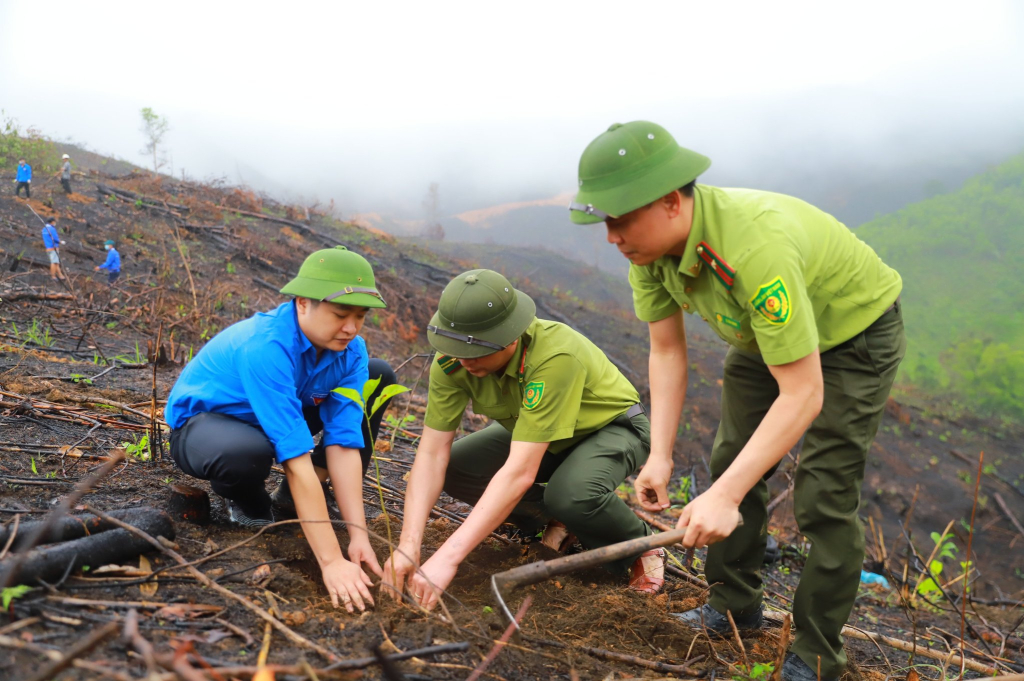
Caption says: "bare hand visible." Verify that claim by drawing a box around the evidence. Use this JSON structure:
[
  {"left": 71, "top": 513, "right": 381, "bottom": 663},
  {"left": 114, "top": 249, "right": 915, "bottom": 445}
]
[
  {"left": 380, "top": 547, "right": 418, "bottom": 602},
  {"left": 346, "top": 538, "right": 383, "bottom": 578},
  {"left": 321, "top": 557, "right": 374, "bottom": 613},
  {"left": 635, "top": 457, "right": 673, "bottom": 511},
  {"left": 407, "top": 556, "right": 458, "bottom": 612},
  {"left": 675, "top": 488, "right": 742, "bottom": 548}
]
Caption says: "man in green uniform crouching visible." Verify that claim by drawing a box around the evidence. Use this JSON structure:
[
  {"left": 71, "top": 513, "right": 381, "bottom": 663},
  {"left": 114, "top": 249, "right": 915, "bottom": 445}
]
[
  {"left": 569, "top": 121, "right": 906, "bottom": 681},
  {"left": 382, "top": 269, "right": 663, "bottom": 610}
]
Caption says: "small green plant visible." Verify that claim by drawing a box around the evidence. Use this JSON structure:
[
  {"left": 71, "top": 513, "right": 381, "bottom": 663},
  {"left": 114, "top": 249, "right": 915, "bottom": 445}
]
[
  {"left": 334, "top": 378, "right": 411, "bottom": 567},
  {"left": 384, "top": 413, "right": 415, "bottom": 431},
  {"left": 1, "top": 585, "right": 33, "bottom": 609},
  {"left": 30, "top": 457, "right": 37, "bottom": 475},
  {"left": 45, "top": 471, "right": 58, "bottom": 479},
  {"left": 134, "top": 198, "right": 144, "bottom": 208},
  {"left": 916, "top": 530, "right": 958, "bottom": 602},
  {"left": 669, "top": 474, "right": 694, "bottom": 506},
  {"left": 105, "top": 321, "right": 118, "bottom": 329},
  {"left": 732, "top": 661, "right": 774, "bottom": 681},
  {"left": 70, "top": 373, "right": 93, "bottom": 385},
  {"left": 226, "top": 261, "right": 236, "bottom": 274},
  {"left": 121, "top": 432, "right": 151, "bottom": 461},
  {"left": 482, "top": 605, "right": 494, "bottom": 614}
]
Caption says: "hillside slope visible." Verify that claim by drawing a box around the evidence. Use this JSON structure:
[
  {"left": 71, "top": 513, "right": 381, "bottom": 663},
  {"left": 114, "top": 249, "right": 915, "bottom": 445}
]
[{"left": 857, "top": 150, "right": 1024, "bottom": 420}]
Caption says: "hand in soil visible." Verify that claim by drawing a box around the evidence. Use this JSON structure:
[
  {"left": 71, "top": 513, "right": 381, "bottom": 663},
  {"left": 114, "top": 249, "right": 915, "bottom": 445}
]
[
  {"left": 675, "top": 487, "right": 742, "bottom": 548},
  {"left": 381, "top": 549, "right": 419, "bottom": 602},
  {"left": 635, "top": 456, "right": 674, "bottom": 511},
  {"left": 347, "top": 537, "right": 384, "bottom": 578},
  {"left": 323, "top": 556, "right": 375, "bottom": 613},
  {"left": 409, "top": 555, "right": 458, "bottom": 612}
]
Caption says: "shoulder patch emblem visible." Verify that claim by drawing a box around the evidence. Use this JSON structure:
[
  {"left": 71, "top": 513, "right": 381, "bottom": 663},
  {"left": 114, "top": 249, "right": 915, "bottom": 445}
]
[
  {"left": 750, "top": 276, "right": 791, "bottom": 325},
  {"left": 436, "top": 354, "right": 462, "bottom": 375},
  {"left": 523, "top": 381, "right": 545, "bottom": 410}
]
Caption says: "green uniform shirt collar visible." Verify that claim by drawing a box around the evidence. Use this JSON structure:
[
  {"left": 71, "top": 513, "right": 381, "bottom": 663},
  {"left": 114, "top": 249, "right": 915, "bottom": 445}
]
[
  {"left": 501, "top": 322, "right": 534, "bottom": 381},
  {"left": 678, "top": 186, "right": 707, "bottom": 278}
]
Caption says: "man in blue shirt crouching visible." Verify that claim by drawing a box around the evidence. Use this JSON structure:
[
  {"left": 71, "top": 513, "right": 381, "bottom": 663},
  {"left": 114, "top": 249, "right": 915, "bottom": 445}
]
[{"left": 165, "top": 246, "right": 397, "bottom": 612}]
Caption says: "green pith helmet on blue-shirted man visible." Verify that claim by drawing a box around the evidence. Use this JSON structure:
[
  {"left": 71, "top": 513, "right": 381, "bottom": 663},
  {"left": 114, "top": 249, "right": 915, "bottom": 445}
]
[
  {"left": 569, "top": 121, "right": 711, "bottom": 225},
  {"left": 280, "top": 246, "right": 387, "bottom": 308},
  {"left": 427, "top": 269, "right": 536, "bottom": 359}
]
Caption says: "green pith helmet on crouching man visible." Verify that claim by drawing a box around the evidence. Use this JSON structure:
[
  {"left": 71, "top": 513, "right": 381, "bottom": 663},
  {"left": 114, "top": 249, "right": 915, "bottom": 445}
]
[
  {"left": 571, "top": 121, "right": 906, "bottom": 681},
  {"left": 381, "top": 268, "right": 663, "bottom": 611},
  {"left": 164, "top": 246, "right": 399, "bottom": 613}
]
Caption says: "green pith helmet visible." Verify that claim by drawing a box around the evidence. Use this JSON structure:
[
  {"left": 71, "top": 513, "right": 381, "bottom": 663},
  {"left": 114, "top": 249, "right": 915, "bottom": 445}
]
[
  {"left": 427, "top": 269, "right": 536, "bottom": 359},
  {"left": 280, "top": 246, "right": 387, "bottom": 309},
  {"left": 569, "top": 121, "right": 711, "bottom": 225}
]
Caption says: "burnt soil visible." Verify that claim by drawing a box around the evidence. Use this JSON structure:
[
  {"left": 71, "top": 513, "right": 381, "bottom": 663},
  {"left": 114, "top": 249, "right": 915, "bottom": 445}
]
[{"left": 0, "top": 161, "right": 1021, "bottom": 680}]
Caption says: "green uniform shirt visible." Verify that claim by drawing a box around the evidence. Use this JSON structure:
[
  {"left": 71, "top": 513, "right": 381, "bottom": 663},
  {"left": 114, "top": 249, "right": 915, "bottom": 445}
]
[
  {"left": 629, "top": 185, "right": 902, "bottom": 365},
  {"left": 424, "top": 318, "right": 640, "bottom": 452}
]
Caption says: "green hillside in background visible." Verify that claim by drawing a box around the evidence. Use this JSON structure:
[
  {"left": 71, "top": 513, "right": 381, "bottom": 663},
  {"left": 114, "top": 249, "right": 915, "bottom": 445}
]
[{"left": 856, "top": 151, "right": 1024, "bottom": 421}]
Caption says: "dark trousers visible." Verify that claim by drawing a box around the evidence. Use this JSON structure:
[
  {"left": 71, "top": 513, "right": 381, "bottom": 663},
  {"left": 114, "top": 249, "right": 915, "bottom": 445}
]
[
  {"left": 443, "top": 412, "right": 652, "bottom": 575},
  {"left": 170, "top": 358, "right": 397, "bottom": 515},
  {"left": 15, "top": 182, "right": 30, "bottom": 198},
  {"left": 108, "top": 270, "right": 120, "bottom": 285},
  {"left": 61, "top": 178, "right": 71, "bottom": 194},
  {"left": 705, "top": 303, "right": 905, "bottom": 678}
]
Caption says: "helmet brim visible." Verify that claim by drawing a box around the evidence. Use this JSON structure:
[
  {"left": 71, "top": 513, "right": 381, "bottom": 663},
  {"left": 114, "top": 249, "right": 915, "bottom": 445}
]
[
  {"left": 280, "top": 276, "right": 387, "bottom": 309},
  {"left": 570, "top": 147, "right": 711, "bottom": 225},
  {"left": 427, "top": 289, "right": 536, "bottom": 359}
]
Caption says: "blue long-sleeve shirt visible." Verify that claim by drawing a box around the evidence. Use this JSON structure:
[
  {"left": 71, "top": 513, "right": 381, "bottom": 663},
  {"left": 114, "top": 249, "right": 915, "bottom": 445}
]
[
  {"left": 98, "top": 247, "right": 121, "bottom": 272},
  {"left": 16, "top": 164, "right": 32, "bottom": 182},
  {"left": 41, "top": 225, "right": 60, "bottom": 249},
  {"left": 164, "top": 301, "right": 369, "bottom": 463}
]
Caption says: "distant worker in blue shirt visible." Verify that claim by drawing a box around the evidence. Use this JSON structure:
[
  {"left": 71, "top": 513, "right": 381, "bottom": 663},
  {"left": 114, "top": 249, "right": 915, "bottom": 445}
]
[
  {"left": 41, "top": 218, "right": 66, "bottom": 282},
  {"left": 95, "top": 240, "right": 121, "bottom": 284},
  {"left": 15, "top": 159, "right": 32, "bottom": 198},
  {"left": 165, "top": 246, "right": 398, "bottom": 613}
]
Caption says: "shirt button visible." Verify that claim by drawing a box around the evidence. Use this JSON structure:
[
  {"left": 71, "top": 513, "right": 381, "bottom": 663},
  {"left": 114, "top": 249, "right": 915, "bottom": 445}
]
[
  {"left": 681, "top": 303, "right": 690, "bottom": 310},
  {"left": 735, "top": 332, "right": 743, "bottom": 339},
  {"left": 696, "top": 246, "right": 704, "bottom": 254}
]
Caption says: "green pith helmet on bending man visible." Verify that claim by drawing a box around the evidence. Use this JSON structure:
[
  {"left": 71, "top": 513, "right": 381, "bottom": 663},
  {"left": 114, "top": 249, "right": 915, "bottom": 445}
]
[
  {"left": 570, "top": 121, "right": 710, "bottom": 225},
  {"left": 571, "top": 121, "right": 906, "bottom": 681},
  {"left": 382, "top": 268, "right": 664, "bottom": 611},
  {"left": 281, "top": 246, "right": 388, "bottom": 309}
]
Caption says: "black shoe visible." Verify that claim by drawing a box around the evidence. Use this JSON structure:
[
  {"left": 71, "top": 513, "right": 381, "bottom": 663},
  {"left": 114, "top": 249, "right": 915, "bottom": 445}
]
[
  {"left": 781, "top": 653, "right": 838, "bottom": 681},
  {"left": 671, "top": 603, "right": 764, "bottom": 634},
  {"left": 270, "top": 478, "right": 342, "bottom": 521},
  {"left": 222, "top": 498, "right": 275, "bottom": 528}
]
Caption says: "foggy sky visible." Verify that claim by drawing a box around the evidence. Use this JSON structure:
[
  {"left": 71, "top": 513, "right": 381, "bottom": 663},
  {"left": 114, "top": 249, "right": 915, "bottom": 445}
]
[{"left": 2, "top": 1, "right": 1023, "bottom": 221}]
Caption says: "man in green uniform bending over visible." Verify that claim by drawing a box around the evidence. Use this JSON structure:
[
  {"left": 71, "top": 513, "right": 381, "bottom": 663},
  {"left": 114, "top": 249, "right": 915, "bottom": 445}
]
[
  {"left": 569, "top": 121, "right": 905, "bottom": 681},
  {"left": 382, "top": 269, "right": 663, "bottom": 610}
]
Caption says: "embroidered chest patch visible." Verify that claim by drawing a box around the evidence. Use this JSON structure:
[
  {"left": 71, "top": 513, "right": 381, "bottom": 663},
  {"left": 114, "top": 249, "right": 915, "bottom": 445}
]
[
  {"left": 750, "top": 276, "right": 792, "bottom": 325},
  {"left": 523, "top": 381, "right": 545, "bottom": 410},
  {"left": 436, "top": 354, "right": 462, "bottom": 375},
  {"left": 716, "top": 313, "right": 742, "bottom": 330},
  {"left": 310, "top": 392, "right": 329, "bottom": 406}
]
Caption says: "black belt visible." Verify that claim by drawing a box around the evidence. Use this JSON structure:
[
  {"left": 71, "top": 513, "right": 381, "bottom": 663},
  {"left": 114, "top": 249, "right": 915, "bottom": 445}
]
[{"left": 625, "top": 403, "right": 646, "bottom": 419}]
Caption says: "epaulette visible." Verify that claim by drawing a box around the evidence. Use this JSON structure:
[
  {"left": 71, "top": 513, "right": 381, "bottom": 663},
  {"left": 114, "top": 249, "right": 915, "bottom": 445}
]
[
  {"left": 436, "top": 354, "right": 462, "bottom": 375},
  {"left": 696, "top": 241, "right": 735, "bottom": 290}
]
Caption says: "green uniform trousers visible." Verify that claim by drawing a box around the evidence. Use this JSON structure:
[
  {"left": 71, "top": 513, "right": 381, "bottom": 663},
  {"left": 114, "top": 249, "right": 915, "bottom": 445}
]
[
  {"left": 443, "top": 412, "right": 652, "bottom": 575},
  {"left": 705, "top": 302, "right": 905, "bottom": 678}
]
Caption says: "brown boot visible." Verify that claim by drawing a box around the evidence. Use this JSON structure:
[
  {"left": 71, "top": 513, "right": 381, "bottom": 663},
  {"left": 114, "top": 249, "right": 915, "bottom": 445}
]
[{"left": 628, "top": 547, "right": 665, "bottom": 594}]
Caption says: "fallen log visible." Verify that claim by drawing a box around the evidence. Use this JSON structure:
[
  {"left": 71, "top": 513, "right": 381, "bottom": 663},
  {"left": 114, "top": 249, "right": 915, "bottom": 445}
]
[
  {"left": 95, "top": 183, "right": 189, "bottom": 212},
  {"left": 0, "top": 508, "right": 159, "bottom": 551},
  {"left": 214, "top": 204, "right": 346, "bottom": 246},
  {"left": 1, "top": 508, "right": 174, "bottom": 585},
  {"left": 0, "top": 291, "right": 75, "bottom": 302}
]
